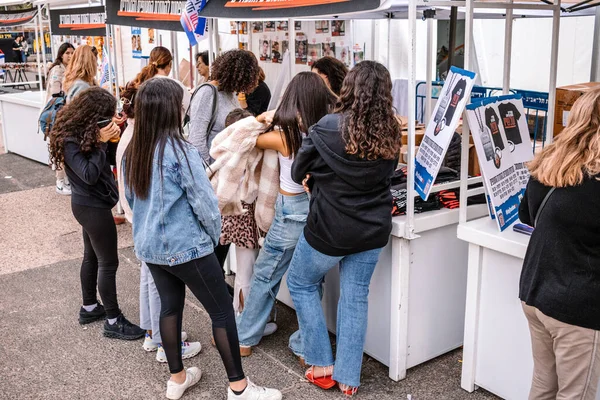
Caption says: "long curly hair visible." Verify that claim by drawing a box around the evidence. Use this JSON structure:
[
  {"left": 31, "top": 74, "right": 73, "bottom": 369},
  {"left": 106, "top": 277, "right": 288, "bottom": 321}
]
[
  {"left": 335, "top": 61, "right": 401, "bottom": 160},
  {"left": 528, "top": 87, "right": 600, "bottom": 187},
  {"left": 63, "top": 45, "right": 97, "bottom": 94},
  {"left": 120, "top": 47, "right": 173, "bottom": 119},
  {"left": 211, "top": 50, "right": 259, "bottom": 94},
  {"left": 49, "top": 87, "right": 117, "bottom": 168}
]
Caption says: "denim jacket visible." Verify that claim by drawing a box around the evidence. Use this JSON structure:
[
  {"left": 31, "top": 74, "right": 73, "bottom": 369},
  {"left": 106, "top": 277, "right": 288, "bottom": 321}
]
[{"left": 125, "top": 139, "right": 221, "bottom": 266}]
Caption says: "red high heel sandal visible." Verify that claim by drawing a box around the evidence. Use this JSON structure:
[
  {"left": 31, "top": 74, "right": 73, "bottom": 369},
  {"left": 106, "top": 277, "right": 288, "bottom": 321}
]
[{"left": 305, "top": 365, "right": 336, "bottom": 390}]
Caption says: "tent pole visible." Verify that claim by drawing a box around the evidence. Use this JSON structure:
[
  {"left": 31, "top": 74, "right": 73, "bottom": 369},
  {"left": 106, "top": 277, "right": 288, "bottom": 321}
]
[
  {"left": 103, "top": 3, "right": 114, "bottom": 96},
  {"left": 34, "top": 5, "right": 43, "bottom": 100},
  {"left": 208, "top": 19, "right": 215, "bottom": 65},
  {"left": 46, "top": 4, "right": 56, "bottom": 60},
  {"left": 592, "top": 6, "right": 600, "bottom": 81},
  {"left": 110, "top": 24, "right": 120, "bottom": 101},
  {"left": 370, "top": 19, "right": 376, "bottom": 61},
  {"left": 406, "top": 0, "right": 417, "bottom": 240},
  {"left": 289, "top": 18, "right": 295, "bottom": 82},
  {"left": 214, "top": 19, "right": 220, "bottom": 56},
  {"left": 545, "top": 0, "right": 561, "bottom": 145},
  {"left": 425, "top": 15, "right": 434, "bottom": 122},
  {"left": 447, "top": 6, "right": 457, "bottom": 73},
  {"left": 386, "top": 14, "right": 391, "bottom": 69},
  {"left": 503, "top": 0, "right": 513, "bottom": 94},
  {"left": 171, "top": 31, "right": 179, "bottom": 80},
  {"left": 459, "top": 0, "right": 474, "bottom": 224},
  {"left": 38, "top": 5, "right": 48, "bottom": 75}
]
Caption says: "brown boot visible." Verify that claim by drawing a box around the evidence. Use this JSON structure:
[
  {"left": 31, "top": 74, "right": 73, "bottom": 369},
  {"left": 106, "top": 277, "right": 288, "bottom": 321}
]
[{"left": 240, "top": 345, "right": 252, "bottom": 357}]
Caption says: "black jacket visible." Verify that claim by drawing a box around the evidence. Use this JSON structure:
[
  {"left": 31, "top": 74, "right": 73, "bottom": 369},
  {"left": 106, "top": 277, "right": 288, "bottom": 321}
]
[
  {"left": 519, "top": 176, "right": 600, "bottom": 330},
  {"left": 291, "top": 113, "right": 397, "bottom": 256},
  {"left": 63, "top": 138, "right": 119, "bottom": 209}
]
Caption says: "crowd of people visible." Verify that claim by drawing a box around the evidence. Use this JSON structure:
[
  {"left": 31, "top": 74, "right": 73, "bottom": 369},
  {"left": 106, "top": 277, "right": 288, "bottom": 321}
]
[{"left": 43, "top": 41, "right": 600, "bottom": 400}]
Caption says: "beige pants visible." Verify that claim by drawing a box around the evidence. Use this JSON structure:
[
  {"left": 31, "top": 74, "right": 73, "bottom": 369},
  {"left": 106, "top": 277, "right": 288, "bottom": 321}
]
[{"left": 522, "top": 303, "right": 600, "bottom": 400}]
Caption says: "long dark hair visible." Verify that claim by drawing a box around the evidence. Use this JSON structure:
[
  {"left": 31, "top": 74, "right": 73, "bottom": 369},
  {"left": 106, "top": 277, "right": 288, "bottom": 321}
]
[
  {"left": 311, "top": 56, "right": 348, "bottom": 96},
  {"left": 268, "top": 71, "right": 336, "bottom": 157},
  {"left": 48, "top": 42, "right": 74, "bottom": 74},
  {"left": 124, "top": 78, "right": 189, "bottom": 199},
  {"left": 49, "top": 87, "right": 116, "bottom": 167},
  {"left": 336, "top": 61, "right": 401, "bottom": 160}
]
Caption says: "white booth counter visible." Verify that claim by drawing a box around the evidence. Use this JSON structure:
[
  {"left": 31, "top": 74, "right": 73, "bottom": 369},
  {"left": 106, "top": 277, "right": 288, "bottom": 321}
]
[
  {"left": 458, "top": 217, "right": 600, "bottom": 400},
  {"left": 271, "top": 203, "right": 489, "bottom": 381},
  {"left": 0, "top": 91, "right": 47, "bottom": 164}
]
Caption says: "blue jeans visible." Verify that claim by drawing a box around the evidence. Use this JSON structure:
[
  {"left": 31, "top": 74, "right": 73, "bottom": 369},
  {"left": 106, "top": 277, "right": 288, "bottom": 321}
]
[
  {"left": 139, "top": 261, "right": 161, "bottom": 344},
  {"left": 286, "top": 233, "right": 382, "bottom": 388},
  {"left": 236, "top": 192, "right": 309, "bottom": 347}
]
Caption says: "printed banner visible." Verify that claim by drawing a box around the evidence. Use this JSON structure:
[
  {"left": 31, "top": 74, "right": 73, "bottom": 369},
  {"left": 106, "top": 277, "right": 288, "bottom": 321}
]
[
  {"left": 107, "top": 0, "right": 185, "bottom": 31},
  {"left": 0, "top": 7, "right": 38, "bottom": 27},
  {"left": 131, "top": 27, "right": 142, "bottom": 58},
  {"left": 50, "top": 7, "right": 106, "bottom": 36},
  {"left": 414, "top": 66, "right": 477, "bottom": 200},
  {"left": 466, "top": 94, "right": 533, "bottom": 231}
]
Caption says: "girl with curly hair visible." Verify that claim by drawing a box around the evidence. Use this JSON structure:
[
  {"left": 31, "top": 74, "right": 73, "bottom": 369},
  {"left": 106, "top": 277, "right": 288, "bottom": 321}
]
[
  {"left": 123, "top": 78, "right": 282, "bottom": 400},
  {"left": 48, "top": 87, "right": 145, "bottom": 340},
  {"left": 116, "top": 46, "right": 199, "bottom": 363},
  {"left": 234, "top": 72, "right": 336, "bottom": 356},
  {"left": 188, "top": 49, "right": 259, "bottom": 165},
  {"left": 63, "top": 45, "right": 97, "bottom": 103},
  {"left": 285, "top": 61, "right": 401, "bottom": 396}
]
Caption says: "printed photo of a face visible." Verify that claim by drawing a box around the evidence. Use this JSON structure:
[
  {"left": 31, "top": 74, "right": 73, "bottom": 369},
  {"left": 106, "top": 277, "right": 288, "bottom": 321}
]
[
  {"left": 253, "top": 22, "right": 263, "bottom": 33},
  {"left": 337, "top": 45, "right": 350, "bottom": 66},
  {"left": 265, "top": 21, "right": 275, "bottom": 32},
  {"left": 260, "top": 40, "right": 271, "bottom": 61},
  {"left": 271, "top": 41, "right": 281, "bottom": 63},
  {"left": 308, "top": 44, "right": 321, "bottom": 67},
  {"left": 295, "top": 39, "right": 307, "bottom": 64},
  {"left": 353, "top": 51, "right": 364, "bottom": 66},
  {"left": 277, "top": 21, "right": 288, "bottom": 31},
  {"left": 332, "top": 20, "right": 346, "bottom": 36},
  {"left": 322, "top": 42, "right": 335, "bottom": 57}
]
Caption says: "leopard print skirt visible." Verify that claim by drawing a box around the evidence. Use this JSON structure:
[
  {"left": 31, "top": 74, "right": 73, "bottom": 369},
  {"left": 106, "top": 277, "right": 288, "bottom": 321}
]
[{"left": 220, "top": 201, "right": 261, "bottom": 249}]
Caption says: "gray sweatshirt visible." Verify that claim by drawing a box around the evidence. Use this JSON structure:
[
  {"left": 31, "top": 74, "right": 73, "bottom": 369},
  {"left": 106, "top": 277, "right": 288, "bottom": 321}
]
[{"left": 188, "top": 84, "right": 240, "bottom": 164}]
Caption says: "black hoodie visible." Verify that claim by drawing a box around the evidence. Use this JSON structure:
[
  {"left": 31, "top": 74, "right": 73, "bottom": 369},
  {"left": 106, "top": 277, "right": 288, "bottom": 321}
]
[{"left": 291, "top": 113, "right": 397, "bottom": 256}]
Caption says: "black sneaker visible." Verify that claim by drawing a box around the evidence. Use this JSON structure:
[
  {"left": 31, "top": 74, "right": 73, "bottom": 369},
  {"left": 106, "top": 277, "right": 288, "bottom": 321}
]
[
  {"left": 78, "top": 302, "right": 106, "bottom": 325},
  {"left": 103, "top": 314, "right": 145, "bottom": 340}
]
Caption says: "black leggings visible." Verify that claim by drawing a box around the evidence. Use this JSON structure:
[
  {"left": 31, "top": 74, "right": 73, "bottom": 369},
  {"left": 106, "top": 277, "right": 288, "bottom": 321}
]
[
  {"left": 147, "top": 253, "right": 245, "bottom": 380},
  {"left": 71, "top": 203, "right": 121, "bottom": 319}
]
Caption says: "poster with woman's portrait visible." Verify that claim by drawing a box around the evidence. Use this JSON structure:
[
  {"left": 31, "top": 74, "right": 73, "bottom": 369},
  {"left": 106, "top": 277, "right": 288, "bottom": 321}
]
[
  {"left": 131, "top": 27, "right": 142, "bottom": 59},
  {"left": 337, "top": 45, "right": 350, "bottom": 67},
  {"left": 259, "top": 38, "right": 271, "bottom": 62},
  {"left": 322, "top": 42, "right": 335, "bottom": 57},
  {"left": 308, "top": 43, "right": 321, "bottom": 66},
  {"left": 332, "top": 20, "right": 346, "bottom": 36},
  {"left": 148, "top": 28, "right": 155, "bottom": 44},
  {"left": 295, "top": 34, "right": 307, "bottom": 64}
]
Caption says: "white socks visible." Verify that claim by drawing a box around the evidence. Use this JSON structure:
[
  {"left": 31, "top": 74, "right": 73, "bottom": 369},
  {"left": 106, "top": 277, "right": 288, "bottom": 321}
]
[
  {"left": 108, "top": 317, "right": 118, "bottom": 325},
  {"left": 82, "top": 303, "right": 98, "bottom": 312}
]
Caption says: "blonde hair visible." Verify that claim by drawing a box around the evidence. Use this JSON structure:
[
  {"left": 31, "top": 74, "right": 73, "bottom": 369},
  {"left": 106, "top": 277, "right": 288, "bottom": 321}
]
[
  {"left": 63, "top": 45, "right": 97, "bottom": 93},
  {"left": 528, "top": 87, "right": 600, "bottom": 187}
]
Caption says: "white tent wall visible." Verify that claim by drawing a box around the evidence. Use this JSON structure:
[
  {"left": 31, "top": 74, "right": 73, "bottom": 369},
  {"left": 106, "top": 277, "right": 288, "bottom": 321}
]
[
  {"left": 473, "top": 16, "right": 594, "bottom": 91},
  {"left": 379, "top": 18, "right": 430, "bottom": 80}
]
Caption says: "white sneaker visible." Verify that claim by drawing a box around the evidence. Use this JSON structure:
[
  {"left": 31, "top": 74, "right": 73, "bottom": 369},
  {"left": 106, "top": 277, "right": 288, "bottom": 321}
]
[
  {"left": 157, "top": 341, "right": 201, "bottom": 363},
  {"left": 263, "top": 323, "right": 277, "bottom": 337},
  {"left": 227, "top": 378, "right": 282, "bottom": 400},
  {"left": 144, "top": 331, "right": 188, "bottom": 352},
  {"left": 55, "top": 179, "right": 71, "bottom": 195},
  {"left": 166, "top": 367, "right": 202, "bottom": 400}
]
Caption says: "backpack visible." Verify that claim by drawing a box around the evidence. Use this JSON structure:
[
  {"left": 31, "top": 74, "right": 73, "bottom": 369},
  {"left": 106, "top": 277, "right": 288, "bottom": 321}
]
[{"left": 39, "top": 91, "right": 66, "bottom": 141}]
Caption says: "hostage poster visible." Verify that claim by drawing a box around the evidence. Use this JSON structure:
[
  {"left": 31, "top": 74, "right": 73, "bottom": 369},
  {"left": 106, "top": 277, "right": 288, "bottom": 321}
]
[
  {"left": 414, "top": 66, "right": 477, "bottom": 200},
  {"left": 466, "top": 94, "right": 533, "bottom": 231}
]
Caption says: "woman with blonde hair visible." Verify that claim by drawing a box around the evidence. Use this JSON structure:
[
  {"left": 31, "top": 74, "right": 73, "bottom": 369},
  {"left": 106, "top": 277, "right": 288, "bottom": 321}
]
[
  {"left": 519, "top": 87, "right": 600, "bottom": 400},
  {"left": 63, "top": 45, "right": 97, "bottom": 103}
]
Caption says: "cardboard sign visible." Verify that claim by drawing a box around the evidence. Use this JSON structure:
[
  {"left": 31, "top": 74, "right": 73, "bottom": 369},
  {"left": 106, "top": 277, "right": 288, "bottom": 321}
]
[
  {"left": 466, "top": 94, "right": 533, "bottom": 231},
  {"left": 414, "top": 66, "right": 477, "bottom": 200}
]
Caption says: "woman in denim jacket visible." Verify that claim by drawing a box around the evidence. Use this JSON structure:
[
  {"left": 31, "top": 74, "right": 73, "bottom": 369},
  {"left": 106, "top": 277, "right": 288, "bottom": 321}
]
[{"left": 123, "top": 78, "right": 281, "bottom": 400}]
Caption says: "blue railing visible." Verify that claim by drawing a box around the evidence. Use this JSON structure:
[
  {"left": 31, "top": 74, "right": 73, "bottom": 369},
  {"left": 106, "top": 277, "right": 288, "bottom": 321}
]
[{"left": 416, "top": 82, "right": 548, "bottom": 152}]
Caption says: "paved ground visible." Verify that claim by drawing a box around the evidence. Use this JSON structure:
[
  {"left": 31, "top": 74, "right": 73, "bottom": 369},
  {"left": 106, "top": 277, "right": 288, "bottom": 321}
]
[{"left": 0, "top": 151, "right": 500, "bottom": 400}]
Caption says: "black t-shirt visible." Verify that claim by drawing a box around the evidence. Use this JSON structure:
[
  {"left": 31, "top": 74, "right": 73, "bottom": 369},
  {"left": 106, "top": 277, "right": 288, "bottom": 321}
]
[
  {"left": 246, "top": 81, "right": 272, "bottom": 116},
  {"left": 485, "top": 107, "right": 505, "bottom": 150},
  {"left": 443, "top": 78, "right": 467, "bottom": 123},
  {"left": 12, "top": 40, "right": 22, "bottom": 62},
  {"left": 498, "top": 102, "right": 523, "bottom": 145}
]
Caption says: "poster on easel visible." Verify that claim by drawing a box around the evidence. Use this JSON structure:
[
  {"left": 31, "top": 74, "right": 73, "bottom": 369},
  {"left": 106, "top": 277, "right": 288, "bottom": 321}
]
[
  {"left": 414, "top": 66, "right": 477, "bottom": 200},
  {"left": 466, "top": 94, "right": 533, "bottom": 231}
]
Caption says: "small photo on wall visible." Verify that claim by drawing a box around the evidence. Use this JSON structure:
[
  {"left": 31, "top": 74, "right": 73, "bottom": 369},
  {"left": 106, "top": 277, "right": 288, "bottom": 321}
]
[
  {"left": 230, "top": 21, "right": 237, "bottom": 34},
  {"left": 322, "top": 42, "right": 335, "bottom": 57},
  {"left": 277, "top": 21, "right": 288, "bottom": 31},
  {"left": 337, "top": 45, "right": 350, "bottom": 67},
  {"left": 295, "top": 34, "right": 308, "bottom": 64},
  {"left": 282, "top": 40, "right": 289, "bottom": 56},
  {"left": 353, "top": 50, "right": 364, "bottom": 66},
  {"left": 308, "top": 43, "right": 322, "bottom": 66},
  {"left": 332, "top": 20, "right": 346, "bottom": 36},
  {"left": 271, "top": 41, "right": 282, "bottom": 63},
  {"left": 259, "top": 39, "right": 271, "bottom": 62},
  {"left": 239, "top": 22, "right": 248, "bottom": 35},
  {"left": 252, "top": 21, "right": 263, "bottom": 33},
  {"left": 295, "top": 21, "right": 302, "bottom": 31},
  {"left": 315, "top": 20, "right": 329, "bottom": 34},
  {"left": 265, "top": 21, "right": 276, "bottom": 32}
]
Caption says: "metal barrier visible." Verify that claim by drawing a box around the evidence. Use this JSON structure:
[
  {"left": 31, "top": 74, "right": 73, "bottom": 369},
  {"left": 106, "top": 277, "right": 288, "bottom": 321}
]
[{"left": 416, "top": 82, "right": 549, "bottom": 152}]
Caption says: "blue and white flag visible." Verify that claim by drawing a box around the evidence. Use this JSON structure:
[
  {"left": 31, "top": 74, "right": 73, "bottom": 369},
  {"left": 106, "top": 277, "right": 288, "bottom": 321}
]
[
  {"left": 181, "top": 0, "right": 208, "bottom": 45},
  {"left": 99, "top": 46, "right": 115, "bottom": 90}
]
